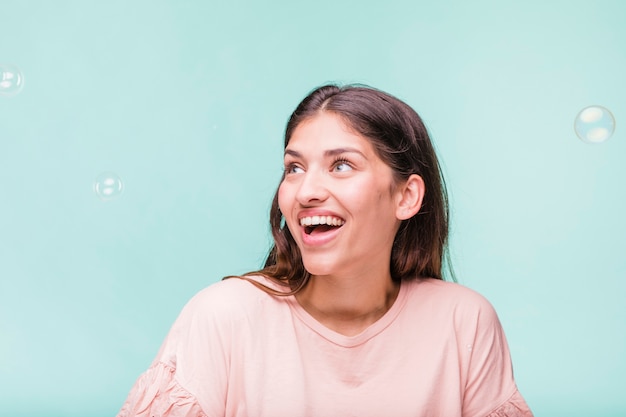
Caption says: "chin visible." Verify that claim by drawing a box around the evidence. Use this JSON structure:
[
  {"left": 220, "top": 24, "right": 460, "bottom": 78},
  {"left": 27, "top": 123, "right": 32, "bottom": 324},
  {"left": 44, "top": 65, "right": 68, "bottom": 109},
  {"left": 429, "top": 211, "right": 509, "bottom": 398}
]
[{"left": 302, "top": 258, "right": 339, "bottom": 277}]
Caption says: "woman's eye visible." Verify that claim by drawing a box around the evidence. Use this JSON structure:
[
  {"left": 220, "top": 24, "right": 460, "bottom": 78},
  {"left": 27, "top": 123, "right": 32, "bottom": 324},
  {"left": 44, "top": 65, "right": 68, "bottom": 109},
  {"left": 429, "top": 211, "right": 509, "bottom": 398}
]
[
  {"left": 333, "top": 160, "right": 353, "bottom": 172},
  {"left": 285, "top": 164, "right": 304, "bottom": 174}
]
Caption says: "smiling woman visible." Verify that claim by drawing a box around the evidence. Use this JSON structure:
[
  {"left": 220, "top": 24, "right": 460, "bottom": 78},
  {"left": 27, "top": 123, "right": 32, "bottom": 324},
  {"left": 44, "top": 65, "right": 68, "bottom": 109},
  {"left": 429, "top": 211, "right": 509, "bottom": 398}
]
[{"left": 117, "top": 84, "right": 534, "bottom": 417}]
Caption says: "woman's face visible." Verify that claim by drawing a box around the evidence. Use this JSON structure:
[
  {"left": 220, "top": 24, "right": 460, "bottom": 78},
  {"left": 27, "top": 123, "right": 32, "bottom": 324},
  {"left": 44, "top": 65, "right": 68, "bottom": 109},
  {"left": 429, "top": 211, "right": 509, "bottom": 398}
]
[{"left": 278, "top": 112, "right": 404, "bottom": 278}]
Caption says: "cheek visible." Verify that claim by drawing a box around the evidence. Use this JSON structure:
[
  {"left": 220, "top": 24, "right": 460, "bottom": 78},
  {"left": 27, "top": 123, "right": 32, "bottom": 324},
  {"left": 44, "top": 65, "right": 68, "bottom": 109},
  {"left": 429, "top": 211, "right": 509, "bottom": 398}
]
[
  {"left": 277, "top": 183, "right": 301, "bottom": 237},
  {"left": 347, "top": 181, "right": 397, "bottom": 221},
  {"left": 277, "top": 181, "right": 290, "bottom": 215},
  {"left": 342, "top": 180, "right": 385, "bottom": 208}
]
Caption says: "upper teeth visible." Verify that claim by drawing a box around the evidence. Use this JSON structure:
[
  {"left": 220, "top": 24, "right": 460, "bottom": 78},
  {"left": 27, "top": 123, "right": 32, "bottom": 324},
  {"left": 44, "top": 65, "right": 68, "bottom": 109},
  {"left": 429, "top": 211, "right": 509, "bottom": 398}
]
[{"left": 300, "top": 216, "right": 345, "bottom": 227}]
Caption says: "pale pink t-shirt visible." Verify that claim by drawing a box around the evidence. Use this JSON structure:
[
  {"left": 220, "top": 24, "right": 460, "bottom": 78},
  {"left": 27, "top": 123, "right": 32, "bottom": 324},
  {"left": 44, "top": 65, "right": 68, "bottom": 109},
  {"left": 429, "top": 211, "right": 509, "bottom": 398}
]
[{"left": 118, "top": 277, "right": 533, "bottom": 417}]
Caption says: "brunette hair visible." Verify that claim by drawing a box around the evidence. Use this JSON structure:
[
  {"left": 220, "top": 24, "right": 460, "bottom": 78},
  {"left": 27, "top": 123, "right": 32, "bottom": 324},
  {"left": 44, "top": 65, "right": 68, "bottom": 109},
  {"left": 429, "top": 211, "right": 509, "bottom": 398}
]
[{"left": 229, "top": 84, "right": 453, "bottom": 294}]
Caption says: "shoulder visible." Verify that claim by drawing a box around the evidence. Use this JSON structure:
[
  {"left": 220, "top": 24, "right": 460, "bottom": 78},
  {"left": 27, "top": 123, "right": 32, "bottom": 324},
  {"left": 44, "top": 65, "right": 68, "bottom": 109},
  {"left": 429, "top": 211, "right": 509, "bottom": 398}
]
[
  {"left": 156, "top": 276, "right": 287, "bottom": 359},
  {"left": 406, "top": 278, "right": 493, "bottom": 308},
  {"left": 171, "top": 275, "right": 285, "bottom": 331},
  {"left": 403, "top": 278, "right": 500, "bottom": 326},
  {"left": 183, "top": 275, "right": 279, "bottom": 315}
]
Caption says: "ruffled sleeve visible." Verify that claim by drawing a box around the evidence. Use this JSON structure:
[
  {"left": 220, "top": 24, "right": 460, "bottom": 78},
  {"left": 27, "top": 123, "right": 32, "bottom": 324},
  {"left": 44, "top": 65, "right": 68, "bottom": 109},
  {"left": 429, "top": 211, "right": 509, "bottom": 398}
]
[
  {"left": 117, "top": 362, "right": 207, "bottom": 417},
  {"left": 455, "top": 288, "right": 534, "bottom": 417},
  {"left": 117, "top": 281, "right": 250, "bottom": 416},
  {"left": 486, "top": 389, "right": 534, "bottom": 417}
]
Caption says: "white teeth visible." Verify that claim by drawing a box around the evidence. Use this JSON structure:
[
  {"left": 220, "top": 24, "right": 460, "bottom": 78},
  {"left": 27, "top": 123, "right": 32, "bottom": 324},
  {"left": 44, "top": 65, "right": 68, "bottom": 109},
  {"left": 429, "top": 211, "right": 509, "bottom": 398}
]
[{"left": 299, "top": 215, "right": 345, "bottom": 227}]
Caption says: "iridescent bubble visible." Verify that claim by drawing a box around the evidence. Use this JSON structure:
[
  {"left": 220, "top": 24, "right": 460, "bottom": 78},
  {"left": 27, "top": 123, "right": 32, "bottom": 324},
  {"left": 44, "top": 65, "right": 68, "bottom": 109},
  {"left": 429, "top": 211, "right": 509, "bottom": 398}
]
[
  {"left": 574, "top": 105, "right": 616, "bottom": 144},
  {"left": 0, "top": 64, "right": 25, "bottom": 97},
  {"left": 94, "top": 172, "right": 124, "bottom": 201}
]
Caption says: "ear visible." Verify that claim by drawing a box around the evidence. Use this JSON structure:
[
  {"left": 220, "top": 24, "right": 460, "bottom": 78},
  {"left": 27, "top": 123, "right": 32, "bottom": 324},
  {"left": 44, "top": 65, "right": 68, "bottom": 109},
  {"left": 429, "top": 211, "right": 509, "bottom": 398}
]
[{"left": 395, "top": 174, "right": 425, "bottom": 220}]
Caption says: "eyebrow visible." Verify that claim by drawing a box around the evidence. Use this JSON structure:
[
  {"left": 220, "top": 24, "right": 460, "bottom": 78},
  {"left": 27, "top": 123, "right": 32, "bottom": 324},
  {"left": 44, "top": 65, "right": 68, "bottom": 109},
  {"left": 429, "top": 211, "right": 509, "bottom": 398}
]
[{"left": 284, "top": 147, "right": 367, "bottom": 159}]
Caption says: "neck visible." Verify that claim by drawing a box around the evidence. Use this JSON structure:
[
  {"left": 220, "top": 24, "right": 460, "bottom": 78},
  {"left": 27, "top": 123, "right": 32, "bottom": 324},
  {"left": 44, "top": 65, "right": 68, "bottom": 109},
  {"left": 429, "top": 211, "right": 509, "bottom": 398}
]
[{"left": 295, "top": 270, "right": 400, "bottom": 337}]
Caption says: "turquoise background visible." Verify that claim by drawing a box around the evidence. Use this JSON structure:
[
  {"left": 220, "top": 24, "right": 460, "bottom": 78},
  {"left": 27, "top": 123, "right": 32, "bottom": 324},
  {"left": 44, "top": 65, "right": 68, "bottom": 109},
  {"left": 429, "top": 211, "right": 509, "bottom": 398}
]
[{"left": 1, "top": 0, "right": 624, "bottom": 415}]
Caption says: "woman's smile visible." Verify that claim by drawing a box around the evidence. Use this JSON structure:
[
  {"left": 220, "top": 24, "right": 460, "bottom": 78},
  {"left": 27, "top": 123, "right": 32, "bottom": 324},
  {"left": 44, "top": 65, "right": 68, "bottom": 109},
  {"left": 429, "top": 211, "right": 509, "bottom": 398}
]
[
  {"left": 297, "top": 210, "right": 346, "bottom": 246},
  {"left": 299, "top": 210, "right": 345, "bottom": 242}
]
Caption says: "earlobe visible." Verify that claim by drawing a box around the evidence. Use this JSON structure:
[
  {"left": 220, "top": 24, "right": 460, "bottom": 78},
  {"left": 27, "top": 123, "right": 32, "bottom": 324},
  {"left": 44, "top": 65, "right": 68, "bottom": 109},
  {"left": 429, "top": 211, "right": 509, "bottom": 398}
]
[{"left": 396, "top": 174, "right": 425, "bottom": 220}]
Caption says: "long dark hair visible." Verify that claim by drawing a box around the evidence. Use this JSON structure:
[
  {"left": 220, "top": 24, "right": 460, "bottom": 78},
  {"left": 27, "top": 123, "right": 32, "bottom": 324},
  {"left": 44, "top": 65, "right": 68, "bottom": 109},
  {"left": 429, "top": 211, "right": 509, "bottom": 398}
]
[{"left": 229, "top": 84, "right": 453, "bottom": 295}]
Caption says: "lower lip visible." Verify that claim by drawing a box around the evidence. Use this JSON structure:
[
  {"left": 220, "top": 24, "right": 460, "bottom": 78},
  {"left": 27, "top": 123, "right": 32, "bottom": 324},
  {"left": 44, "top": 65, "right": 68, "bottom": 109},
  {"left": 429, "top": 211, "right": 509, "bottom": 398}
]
[{"left": 300, "top": 225, "right": 343, "bottom": 246}]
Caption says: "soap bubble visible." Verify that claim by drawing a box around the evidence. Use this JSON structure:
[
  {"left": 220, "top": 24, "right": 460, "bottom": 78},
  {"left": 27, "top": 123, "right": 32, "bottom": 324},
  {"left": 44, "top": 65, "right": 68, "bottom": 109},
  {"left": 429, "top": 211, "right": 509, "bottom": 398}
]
[
  {"left": 0, "top": 64, "right": 25, "bottom": 97},
  {"left": 574, "top": 106, "right": 615, "bottom": 144},
  {"left": 94, "top": 172, "right": 124, "bottom": 201}
]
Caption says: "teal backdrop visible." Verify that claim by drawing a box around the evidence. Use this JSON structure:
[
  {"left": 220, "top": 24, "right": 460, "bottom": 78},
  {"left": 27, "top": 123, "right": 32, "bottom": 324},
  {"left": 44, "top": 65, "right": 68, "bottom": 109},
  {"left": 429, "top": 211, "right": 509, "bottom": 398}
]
[{"left": 1, "top": 0, "right": 624, "bottom": 415}]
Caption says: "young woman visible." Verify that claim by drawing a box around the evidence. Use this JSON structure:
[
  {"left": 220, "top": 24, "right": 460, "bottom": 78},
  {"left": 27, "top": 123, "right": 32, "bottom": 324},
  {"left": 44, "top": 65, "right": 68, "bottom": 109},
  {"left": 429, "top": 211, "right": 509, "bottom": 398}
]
[{"left": 118, "top": 84, "right": 533, "bottom": 416}]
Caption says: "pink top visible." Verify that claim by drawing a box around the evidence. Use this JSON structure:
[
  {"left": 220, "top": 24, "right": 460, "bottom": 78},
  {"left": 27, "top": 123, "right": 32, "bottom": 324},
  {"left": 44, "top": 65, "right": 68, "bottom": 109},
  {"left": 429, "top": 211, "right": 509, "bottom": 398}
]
[{"left": 118, "top": 277, "right": 533, "bottom": 417}]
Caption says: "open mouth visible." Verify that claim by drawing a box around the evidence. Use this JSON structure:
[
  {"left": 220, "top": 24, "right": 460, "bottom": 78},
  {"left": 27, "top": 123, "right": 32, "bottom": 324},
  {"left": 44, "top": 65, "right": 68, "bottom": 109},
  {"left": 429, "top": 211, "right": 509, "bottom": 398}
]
[
  {"left": 305, "top": 224, "right": 339, "bottom": 235},
  {"left": 300, "top": 215, "right": 345, "bottom": 236}
]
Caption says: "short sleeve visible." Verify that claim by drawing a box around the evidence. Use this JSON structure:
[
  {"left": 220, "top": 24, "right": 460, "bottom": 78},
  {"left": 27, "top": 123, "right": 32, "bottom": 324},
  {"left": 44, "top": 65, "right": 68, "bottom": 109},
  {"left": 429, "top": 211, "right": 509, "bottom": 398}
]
[
  {"left": 117, "top": 362, "right": 207, "bottom": 417},
  {"left": 459, "top": 293, "right": 533, "bottom": 417},
  {"left": 116, "top": 282, "right": 237, "bottom": 417}
]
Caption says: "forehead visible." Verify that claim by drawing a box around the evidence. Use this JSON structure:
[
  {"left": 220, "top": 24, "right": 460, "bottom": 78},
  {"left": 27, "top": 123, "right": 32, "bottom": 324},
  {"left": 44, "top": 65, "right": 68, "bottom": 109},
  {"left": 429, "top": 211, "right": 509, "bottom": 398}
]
[{"left": 287, "top": 112, "right": 375, "bottom": 154}]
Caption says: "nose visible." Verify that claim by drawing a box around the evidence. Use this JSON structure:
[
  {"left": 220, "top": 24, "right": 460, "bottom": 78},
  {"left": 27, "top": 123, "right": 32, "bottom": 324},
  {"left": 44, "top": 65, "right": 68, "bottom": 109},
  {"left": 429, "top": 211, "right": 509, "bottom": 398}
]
[{"left": 295, "top": 168, "right": 329, "bottom": 206}]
